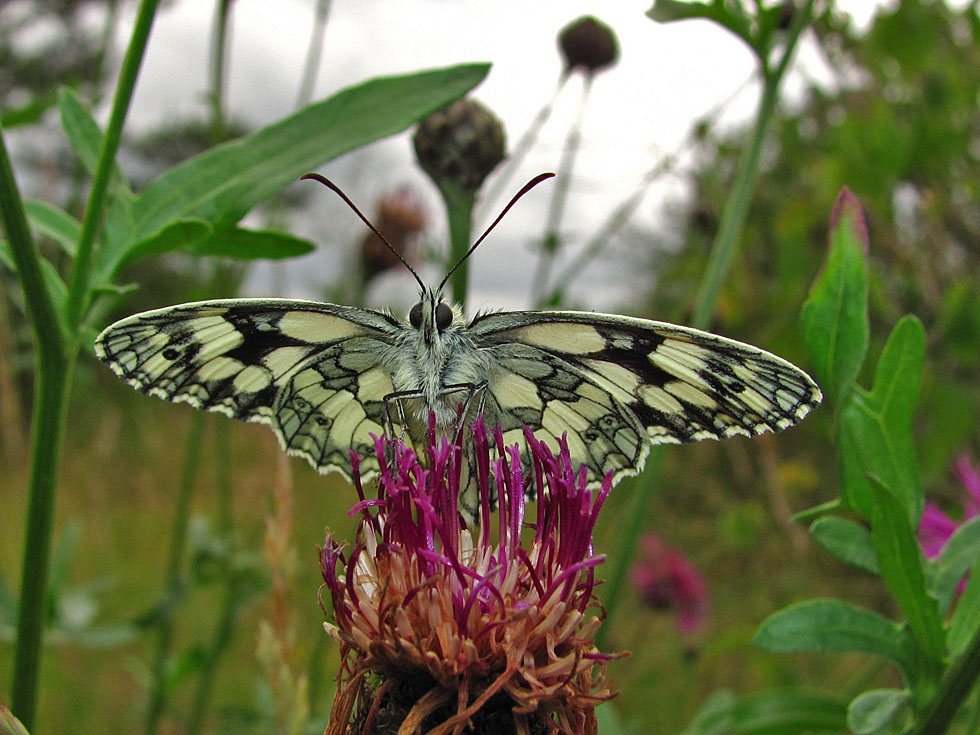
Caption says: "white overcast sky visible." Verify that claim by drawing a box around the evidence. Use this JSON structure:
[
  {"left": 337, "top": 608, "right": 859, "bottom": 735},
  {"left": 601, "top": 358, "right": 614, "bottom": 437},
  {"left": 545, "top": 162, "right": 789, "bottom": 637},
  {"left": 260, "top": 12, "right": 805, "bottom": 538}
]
[{"left": 120, "top": 0, "right": 887, "bottom": 313}]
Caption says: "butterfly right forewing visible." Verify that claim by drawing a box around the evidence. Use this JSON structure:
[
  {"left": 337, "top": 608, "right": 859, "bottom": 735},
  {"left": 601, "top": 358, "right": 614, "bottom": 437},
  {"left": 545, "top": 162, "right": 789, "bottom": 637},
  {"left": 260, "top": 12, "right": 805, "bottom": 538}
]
[{"left": 95, "top": 298, "right": 404, "bottom": 481}]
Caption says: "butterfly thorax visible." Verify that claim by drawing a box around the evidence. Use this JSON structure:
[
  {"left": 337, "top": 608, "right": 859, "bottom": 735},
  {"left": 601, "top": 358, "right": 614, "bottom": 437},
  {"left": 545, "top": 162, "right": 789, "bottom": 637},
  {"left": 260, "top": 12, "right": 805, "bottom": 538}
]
[{"left": 386, "top": 289, "right": 492, "bottom": 430}]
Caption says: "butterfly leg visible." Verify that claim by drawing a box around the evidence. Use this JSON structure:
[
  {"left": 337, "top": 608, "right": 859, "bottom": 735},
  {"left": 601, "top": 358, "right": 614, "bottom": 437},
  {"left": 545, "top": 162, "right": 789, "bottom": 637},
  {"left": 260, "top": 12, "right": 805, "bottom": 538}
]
[{"left": 437, "top": 381, "right": 488, "bottom": 444}]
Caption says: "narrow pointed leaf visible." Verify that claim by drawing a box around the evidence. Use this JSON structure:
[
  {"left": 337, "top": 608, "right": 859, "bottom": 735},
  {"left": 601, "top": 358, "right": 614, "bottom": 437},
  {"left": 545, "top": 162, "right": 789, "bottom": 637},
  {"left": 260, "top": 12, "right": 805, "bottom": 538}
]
[
  {"left": 186, "top": 228, "right": 316, "bottom": 260},
  {"left": 129, "top": 64, "right": 489, "bottom": 245},
  {"left": 839, "top": 316, "right": 925, "bottom": 521},
  {"left": 25, "top": 200, "right": 81, "bottom": 257},
  {"left": 755, "top": 599, "right": 914, "bottom": 675},
  {"left": 118, "top": 219, "right": 212, "bottom": 268},
  {"left": 802, "top": 187, "right": 870, "bottom": 404},
  {"left": 810, "top": 516, "right": 879, "bottom": 573},
  {"left": 869, "top": 477, "right": 945, "bottom": 668},
  {"left": 57, "top": 88, "right": 132, "bottom": 198}
]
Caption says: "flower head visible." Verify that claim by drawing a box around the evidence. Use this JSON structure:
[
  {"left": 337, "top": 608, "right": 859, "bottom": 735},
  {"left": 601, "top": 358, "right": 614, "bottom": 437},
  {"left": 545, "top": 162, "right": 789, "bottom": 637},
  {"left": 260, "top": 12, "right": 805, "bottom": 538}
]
[
  {"left": 629, "top": 533, "right": 709, "bottom": 636},
  {"left": 320, "top": 419, "right": 622, "bottom": 735},
  {"left": 413, "top": 99, "right": 505, "bottom": 194},
  {"left": 557, "top": 16, "right": 619, "bottom": 77}
]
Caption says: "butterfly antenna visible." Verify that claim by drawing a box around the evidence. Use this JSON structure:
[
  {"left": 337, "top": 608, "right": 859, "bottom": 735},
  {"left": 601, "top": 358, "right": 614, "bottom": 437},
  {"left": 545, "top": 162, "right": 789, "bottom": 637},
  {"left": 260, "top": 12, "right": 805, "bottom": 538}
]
[
  {"left": 302, "top": 172, "right": 426, "bottom": 291},
  {"left": 438, "top": 172, "right": 555, "bottom": 293}
]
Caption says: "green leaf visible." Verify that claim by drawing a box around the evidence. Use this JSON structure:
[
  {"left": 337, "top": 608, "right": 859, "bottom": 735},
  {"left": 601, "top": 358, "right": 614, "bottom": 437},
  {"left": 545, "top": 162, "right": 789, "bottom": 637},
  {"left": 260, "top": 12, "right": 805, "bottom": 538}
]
[
  {"left": 1, "top": 91, "right": 58, "bottom": 128},
  {"left": 117, "top": 219, "right": 212, "bottom": 268},
  {"left": 869, "top": 477, "right": 946, "bottom": 669},
  {"left": 947, "top": 551, "right": 980, "bottom": 656},
  {"left": 801, "top": 187, "right": 870, "bottom": 405},
  {"left": 847, "top": 689, "right": 910, "bottom": 734},
  {"left": 755, "top": 599, "right": 914, "bottom": 675},
  {"left": 934, "top": 516, "right": 980, "bottom": 613},
  {"left": 57, "top": 88, "right": 132, "bottom": 198},
  {"left": 700, "top": 689, "right": 847, "bottom": 735},
  {"left": 39, "top": 259, "right": 68, "bottom": 315},
  {"left": 810, "top": 516, "right": 879, "bottom": 573},
  {"left": 683, "top": 690, "right": 737, "bottom": 735},
  {"left": 25, "top": 200, "right": 81, "bottom": 257},
  {"left": 0, "top": 238, "right": 14, "bottom": 272},
  {"left": 128, "top": 64, "right": 489, "bottom": 246},
  {"left": 186, "top": 228, "right": 316, "bottom": 260},
  {"left": 838, "top": 315, "right": 925, "bottom": 521},
  {"left": 647, "top": 0, "right": 754, "bottom": 49}
]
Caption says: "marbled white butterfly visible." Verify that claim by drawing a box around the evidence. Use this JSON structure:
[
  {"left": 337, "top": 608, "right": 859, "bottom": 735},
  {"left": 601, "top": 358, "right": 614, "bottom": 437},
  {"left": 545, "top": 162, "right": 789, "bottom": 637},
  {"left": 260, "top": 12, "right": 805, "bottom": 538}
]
[{"left": 95, "top": 174, "right": 821, "bottom": 511}]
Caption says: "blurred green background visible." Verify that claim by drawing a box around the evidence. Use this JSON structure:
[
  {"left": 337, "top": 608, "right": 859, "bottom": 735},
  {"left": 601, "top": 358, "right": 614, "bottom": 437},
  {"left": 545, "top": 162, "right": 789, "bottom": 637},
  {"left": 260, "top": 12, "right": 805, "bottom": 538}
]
[{"left": 2, "top": 1, "right": 979, "bottom": 733}]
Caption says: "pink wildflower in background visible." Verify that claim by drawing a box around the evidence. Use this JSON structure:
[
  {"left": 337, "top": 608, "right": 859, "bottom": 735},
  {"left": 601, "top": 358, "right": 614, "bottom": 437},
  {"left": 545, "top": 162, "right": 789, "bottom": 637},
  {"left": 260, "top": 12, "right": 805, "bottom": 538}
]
[
  {"left": 918, "top": 454, "right": 980, "bottom": 592},
  {"left": 630, "top": 533, "right": 709, "bottom": 636},
  {"left": 319, "top": 420, "right": 623, "bottom": 735}
]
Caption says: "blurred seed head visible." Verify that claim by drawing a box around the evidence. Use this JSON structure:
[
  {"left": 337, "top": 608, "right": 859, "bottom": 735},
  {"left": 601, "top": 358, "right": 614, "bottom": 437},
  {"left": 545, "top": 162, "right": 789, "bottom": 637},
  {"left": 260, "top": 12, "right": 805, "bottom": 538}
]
[
  {"left": 413, "top": 99, "right": 505, "bottom": 193},
  {"left": 360, "top": 187, "right": 426, "bottom": 281},
  {"left": 558, "top": 16, "right": 619, "bottom": 76}
]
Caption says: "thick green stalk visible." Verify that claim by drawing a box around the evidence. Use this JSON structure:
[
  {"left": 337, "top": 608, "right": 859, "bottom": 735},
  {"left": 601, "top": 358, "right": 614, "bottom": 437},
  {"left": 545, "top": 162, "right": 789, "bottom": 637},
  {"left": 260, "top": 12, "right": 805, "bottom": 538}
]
[
  {"left": 440, "top": 183, "right": 476, "bottom": 308},
  {"left": 0, "top": 118, "right": 72, "bottom": 729},
  {"left": 64, "top": 0, "right": 161, "bottom": 331},
  {"left": 598, "top": 0, "right": 813, "bottom": 639}
]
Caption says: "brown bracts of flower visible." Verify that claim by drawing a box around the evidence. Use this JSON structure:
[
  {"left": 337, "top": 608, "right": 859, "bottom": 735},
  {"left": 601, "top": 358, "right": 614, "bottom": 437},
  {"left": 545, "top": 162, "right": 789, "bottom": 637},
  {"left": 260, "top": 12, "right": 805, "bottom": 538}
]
[{"left": 319, "top": 417, "right": 625, "bottom": 735}]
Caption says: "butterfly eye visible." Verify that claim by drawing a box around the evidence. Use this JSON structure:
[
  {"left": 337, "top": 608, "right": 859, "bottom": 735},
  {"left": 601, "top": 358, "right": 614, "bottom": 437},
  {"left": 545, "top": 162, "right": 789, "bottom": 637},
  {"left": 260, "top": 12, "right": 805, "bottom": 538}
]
[
  {"left": 409, "top": 303, "right": 422, "bottom": 328},
  {"left": 435, "top": 302, "right": 453, "bottom": 331}
]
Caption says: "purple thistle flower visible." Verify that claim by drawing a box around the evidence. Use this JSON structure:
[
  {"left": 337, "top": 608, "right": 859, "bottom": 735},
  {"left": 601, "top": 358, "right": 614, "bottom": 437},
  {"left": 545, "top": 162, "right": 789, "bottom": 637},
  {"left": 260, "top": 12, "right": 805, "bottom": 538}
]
[{"left": 319, "top": 418, "right": 623, "bottom": 735}]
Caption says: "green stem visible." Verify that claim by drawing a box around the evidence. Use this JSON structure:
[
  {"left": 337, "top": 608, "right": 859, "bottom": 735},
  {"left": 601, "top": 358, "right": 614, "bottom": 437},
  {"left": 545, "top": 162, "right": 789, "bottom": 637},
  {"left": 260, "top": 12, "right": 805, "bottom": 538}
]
[
  {"left": 0, "top": 116, "right": 73, "bottom": 731},
  {"left": 64, "top": 0, "right": 161, "bottom": 331},
  {"left": 9, "top": 354, "right": 73, "bottom": 730},
  {"left": 690, "top": 0, "right": 813, "bottom": 330},
  {"left": 296, "top": 0, "right": 332, "bottom": 107},
  {"left": 915, "top": 624, "right": 980, "bottom": 735},
  {"left": 531, "top": 78, "right": 590, "bottom": 307},
  {"left": 598, "top": 0, "right": 813, "bottom": 638},
  {"left": 145, "top": 412, "right": 205, "bottom": 735},
  {"left": 440, "top": 183, "right": 476, "bottom": 308},
  {"left": 208, "top": 0, "right": 232, "bottom": 142}
]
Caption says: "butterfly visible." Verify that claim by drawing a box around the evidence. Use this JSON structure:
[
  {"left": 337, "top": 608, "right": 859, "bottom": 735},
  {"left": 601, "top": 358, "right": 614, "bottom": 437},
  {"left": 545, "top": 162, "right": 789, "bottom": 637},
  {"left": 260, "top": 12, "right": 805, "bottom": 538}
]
[{"left": 95, "top": 173, "right": 822, "bottom": 515}]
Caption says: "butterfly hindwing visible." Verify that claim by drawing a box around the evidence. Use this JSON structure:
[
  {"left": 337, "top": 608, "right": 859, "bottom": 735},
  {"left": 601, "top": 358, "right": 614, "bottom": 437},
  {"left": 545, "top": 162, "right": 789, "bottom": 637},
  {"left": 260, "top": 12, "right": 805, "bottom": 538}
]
[
  {"left": 94, "top": 299, "right": 400, "bottom": 480},
  {"left": 469, "top": 310, "right": 822, "bottom": 484}
]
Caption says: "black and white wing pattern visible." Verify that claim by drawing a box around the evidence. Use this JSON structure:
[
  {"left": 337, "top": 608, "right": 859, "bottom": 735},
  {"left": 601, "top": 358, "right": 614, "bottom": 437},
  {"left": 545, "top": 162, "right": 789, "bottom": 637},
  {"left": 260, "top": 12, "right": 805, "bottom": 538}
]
[
  {"left": 94, "top": 299, "right": 402, "bottom": 481},
  {"left": 469, "top": 310, "right": 822, "bottom": 488}
]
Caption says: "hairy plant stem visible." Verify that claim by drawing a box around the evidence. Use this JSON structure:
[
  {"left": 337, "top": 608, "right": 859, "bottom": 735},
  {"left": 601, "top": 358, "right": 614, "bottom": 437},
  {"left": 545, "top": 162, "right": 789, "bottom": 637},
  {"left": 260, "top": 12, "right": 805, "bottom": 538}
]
[{"left": 597, "top": 0, "right": 814, "bottom": 642}]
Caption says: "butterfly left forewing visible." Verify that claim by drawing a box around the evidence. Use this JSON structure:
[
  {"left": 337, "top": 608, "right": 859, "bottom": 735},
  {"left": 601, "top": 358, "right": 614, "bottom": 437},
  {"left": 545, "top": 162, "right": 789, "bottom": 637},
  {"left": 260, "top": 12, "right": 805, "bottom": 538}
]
[
  {"left": 95, "top": 299, "right": 401, "bottom": 481},
  {"left": 470, "top": 310, "right": 821, "bottom": 484}
]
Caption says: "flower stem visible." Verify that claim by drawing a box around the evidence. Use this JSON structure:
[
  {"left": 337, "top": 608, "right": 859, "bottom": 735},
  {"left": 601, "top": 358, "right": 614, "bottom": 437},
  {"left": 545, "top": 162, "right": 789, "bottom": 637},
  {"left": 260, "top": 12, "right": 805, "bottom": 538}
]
[
  {"left": 440, "top": 182, "right": 476, "bottom": 308},
  {"left": 64, "top": 0, "right": 161, "bottom": 332},
  {"left": 599, "top": 0, "right": 813, "bottom": 638}
]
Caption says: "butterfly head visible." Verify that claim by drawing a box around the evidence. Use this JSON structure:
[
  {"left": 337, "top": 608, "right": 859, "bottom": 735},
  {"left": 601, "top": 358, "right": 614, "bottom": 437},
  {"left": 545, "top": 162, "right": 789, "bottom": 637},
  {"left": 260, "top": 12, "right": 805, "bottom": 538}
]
[{"left": 409, "top": 288, "right": 459, "bottom": 345}]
